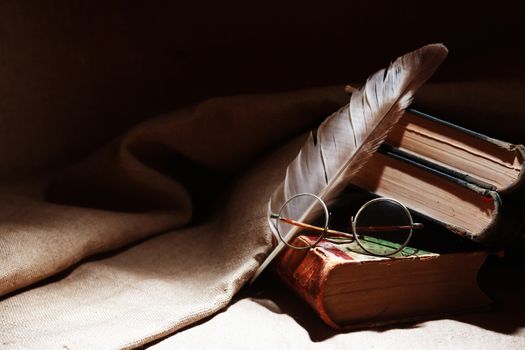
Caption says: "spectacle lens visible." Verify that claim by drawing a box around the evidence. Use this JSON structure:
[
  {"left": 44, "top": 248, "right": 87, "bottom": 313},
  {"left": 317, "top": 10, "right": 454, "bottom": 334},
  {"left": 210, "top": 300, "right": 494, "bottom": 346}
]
[
  {"left": 353, "top": 198, "right": 413, "bottom": 256},
  {"left": 275, "top": 193, "right": 329, "bottom": 250}
]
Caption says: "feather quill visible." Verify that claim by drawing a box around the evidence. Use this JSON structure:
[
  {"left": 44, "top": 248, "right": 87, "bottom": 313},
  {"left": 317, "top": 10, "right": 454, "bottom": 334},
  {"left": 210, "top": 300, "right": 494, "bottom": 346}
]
[{"left": 251, "top": 44, "right": 448, "bottom": 283}]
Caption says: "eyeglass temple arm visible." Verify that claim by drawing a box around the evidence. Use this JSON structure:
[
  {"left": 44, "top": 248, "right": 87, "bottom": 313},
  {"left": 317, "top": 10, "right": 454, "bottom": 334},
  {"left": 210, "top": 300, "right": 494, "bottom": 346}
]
[
  {"left": 355, "top": 223, "right": 424, "bottom": 232},
  {"left": 270, "top": 214, "right": 354, "bottom": 239},
  {"left": 270, "top": 213, "right": 423, "bottom": 239}
]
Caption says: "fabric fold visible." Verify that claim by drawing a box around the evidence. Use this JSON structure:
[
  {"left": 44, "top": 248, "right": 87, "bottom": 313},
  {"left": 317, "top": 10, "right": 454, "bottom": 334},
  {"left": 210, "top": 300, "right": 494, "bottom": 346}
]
[
  {"left": 0, "top": 132, "right": 308, "bottom": 349},
  {"left": 1, "top": 86, "right": 346, "bottom": 297}
]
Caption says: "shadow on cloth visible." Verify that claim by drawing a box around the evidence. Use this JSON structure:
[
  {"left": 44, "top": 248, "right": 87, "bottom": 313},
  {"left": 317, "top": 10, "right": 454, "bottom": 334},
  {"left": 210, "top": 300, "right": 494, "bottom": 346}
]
[{"left": 172, "top": 253, "right": 525, "bottom": 343}]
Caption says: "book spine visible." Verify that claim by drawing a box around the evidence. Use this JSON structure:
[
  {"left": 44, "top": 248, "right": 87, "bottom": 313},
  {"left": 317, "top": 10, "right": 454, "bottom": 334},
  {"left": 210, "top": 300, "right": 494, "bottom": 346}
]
[
  {"left": 501, "top": 144, "right": 525, "bottom": 195},
  {"left": 274, "top": 240, "right": 342, "bottom": 329}
]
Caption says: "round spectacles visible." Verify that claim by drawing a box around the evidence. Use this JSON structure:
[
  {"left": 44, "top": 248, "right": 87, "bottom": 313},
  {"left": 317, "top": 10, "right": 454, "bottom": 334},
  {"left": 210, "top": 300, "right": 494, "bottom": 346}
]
[{"left": 271, "top": 193, "right": 423, "bottom": 256}]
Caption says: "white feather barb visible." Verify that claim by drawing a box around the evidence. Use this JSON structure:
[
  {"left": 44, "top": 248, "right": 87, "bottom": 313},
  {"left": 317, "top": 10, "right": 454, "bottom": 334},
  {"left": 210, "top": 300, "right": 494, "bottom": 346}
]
[{"left": 250, "top": 44, "right": 448, "bottom": 283}]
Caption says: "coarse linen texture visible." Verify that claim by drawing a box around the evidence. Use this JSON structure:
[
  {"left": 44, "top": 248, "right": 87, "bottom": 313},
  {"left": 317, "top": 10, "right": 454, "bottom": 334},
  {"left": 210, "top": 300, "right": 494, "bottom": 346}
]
[{"left": 0, "top": 87, "right": 345, "bottom": 349}]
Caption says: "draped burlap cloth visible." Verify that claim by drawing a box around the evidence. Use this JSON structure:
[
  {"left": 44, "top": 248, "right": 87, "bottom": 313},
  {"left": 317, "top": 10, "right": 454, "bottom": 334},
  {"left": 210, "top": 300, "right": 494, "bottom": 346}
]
[{"left": 1, "top": 82, "right": 524, "bottom": 349}]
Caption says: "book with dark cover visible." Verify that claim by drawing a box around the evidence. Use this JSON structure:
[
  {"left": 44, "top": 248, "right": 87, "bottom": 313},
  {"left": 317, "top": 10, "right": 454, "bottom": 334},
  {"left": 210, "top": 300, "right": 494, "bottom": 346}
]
[
  {"left": 274, "top": 235, "right": 492, "bottom": 330},
  {"left": 348, "top": 147, "right": 525, "bottom": 246},
  {"left": 386, "top": 109, "right": 525, "bottom": 195}
]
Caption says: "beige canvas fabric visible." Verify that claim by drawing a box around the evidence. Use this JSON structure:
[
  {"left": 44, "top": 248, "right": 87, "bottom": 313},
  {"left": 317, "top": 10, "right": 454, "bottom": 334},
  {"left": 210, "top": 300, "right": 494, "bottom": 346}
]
[
  {"left": 0, "top": 87, "right": 345, "bottom": 348},
  {"left": 1, "top": 81, "right": 524, "bottom": 348},
  {"left": 0, "top": 137, "right": 304, "bottom": 349},
  {"left": 0, "top": 86, "right": 346, "bottom": 297}
]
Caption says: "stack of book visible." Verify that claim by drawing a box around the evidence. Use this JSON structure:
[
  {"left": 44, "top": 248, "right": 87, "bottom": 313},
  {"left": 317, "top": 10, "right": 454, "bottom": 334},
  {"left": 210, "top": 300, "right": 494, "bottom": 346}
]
[{"left": 274, "top": 109, "right": 525, "bottom": 329}]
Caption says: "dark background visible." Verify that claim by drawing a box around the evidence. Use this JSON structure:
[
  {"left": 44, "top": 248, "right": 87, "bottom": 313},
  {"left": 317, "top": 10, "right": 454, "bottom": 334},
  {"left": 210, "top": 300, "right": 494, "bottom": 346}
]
[{"left": 1, "top": 0, "right": 524, "bottom": 179}]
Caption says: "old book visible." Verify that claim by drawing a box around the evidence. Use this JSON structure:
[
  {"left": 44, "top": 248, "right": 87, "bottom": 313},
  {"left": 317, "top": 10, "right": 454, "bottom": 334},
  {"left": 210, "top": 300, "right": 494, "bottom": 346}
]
[
  {"left": 386, "top": 109, "right": 525, "bottom": 194},
  {"left": 348, "top": 147, "right": 524, "bottom": 246},
  {"left": 274, "top": 235, "right": 492, "bottom": 329}
]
